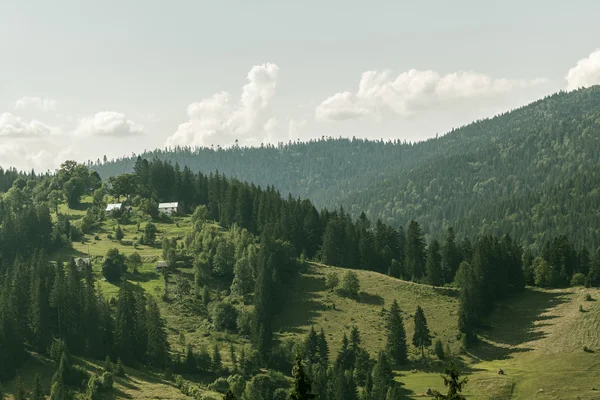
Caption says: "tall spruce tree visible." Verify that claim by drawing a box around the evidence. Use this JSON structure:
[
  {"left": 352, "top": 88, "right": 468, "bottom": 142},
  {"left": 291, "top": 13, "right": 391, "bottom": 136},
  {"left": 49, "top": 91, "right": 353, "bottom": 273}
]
[
  {"left": 371, "top": 351, "right": 393, "bottom": 400},
  {"left": 442, "top": 227, "right": 461, "bottom": 284},
  {"left": 432, "top": 362, "right": 468, "bottom": 400},
  {"left": 386, "top": 300, "right": 408, "bottom": 365},
  {"left": 290, "top": 353, "right": 316, "bottom": 400},
  {"left": 405, "top": 221, "right": 426, "bottom": 281},
  {"left": 426, "top": 240, "right": 443, "bottom": 287},
  {"left": 412, "top": 306, "right": 432, "bottom": 359}
]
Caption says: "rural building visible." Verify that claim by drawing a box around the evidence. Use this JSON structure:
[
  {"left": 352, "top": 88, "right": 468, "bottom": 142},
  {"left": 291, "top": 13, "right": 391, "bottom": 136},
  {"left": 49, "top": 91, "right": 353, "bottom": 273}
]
[
  {"left": 105, "top": 203, "right": 131, "bottom": 212},
  {"left": 155, "top": 261, "right": 169, "bottom": 272},
  {"left": 74, "top": 257, "right": 91, "bottom": 271},
  {"left": 159, "top": 202, "right": 179, "bottom": 215}
]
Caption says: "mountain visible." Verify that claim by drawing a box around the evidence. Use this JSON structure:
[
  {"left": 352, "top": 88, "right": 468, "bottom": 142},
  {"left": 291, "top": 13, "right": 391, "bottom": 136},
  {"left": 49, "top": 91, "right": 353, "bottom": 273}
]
[{"left": 94, "top": 86, "right": 600, "bottom": 249}]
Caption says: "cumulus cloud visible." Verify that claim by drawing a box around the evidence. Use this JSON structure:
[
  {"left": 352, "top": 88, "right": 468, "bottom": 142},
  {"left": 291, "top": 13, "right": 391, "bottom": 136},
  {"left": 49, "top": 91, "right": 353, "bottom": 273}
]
[
  {"left": 0, "top": 112, "right": 61, "bottom": 137},
  {"left": 14, "top": 96, "right": 58, "bottom": 112},
  {"left": 316, "top": 69, "right": 546, "bottom": 121},
  {"left": 165, "top": 63, "right": 279, "bottom": 147},
  {"left": 565, "top": 49, "right": 600, "bottom": 91},
  {"left": 73, "top": 111, "right": 144, "bottom": 137}
]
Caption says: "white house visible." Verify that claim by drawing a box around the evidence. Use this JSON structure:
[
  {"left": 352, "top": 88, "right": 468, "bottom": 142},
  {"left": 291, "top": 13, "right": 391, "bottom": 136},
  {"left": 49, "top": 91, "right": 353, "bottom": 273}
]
[
  {"left": 105, "top": 203, "right": 131, "bottom": 212},
  {"left": 159, "top": 202, "right": 178, "bottom": 215},
  {"left": 106, "top": 203, "right": 123, "bottom": 212}
]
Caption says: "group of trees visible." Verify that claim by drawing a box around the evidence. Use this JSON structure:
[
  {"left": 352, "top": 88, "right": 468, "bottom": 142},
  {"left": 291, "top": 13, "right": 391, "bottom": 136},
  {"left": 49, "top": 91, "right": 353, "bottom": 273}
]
[
  {"left": 0, "top": 252, "right": 169, "bottom": 382},
  {"left": 94, "top": 87, "right": 600, "bottom": 252}
]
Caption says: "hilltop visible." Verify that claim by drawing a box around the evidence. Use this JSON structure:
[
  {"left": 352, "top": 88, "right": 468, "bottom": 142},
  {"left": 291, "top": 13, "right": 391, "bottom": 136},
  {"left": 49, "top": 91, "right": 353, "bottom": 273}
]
[{"left": 92, "top": 87, "right": 600, "bottom": 249}]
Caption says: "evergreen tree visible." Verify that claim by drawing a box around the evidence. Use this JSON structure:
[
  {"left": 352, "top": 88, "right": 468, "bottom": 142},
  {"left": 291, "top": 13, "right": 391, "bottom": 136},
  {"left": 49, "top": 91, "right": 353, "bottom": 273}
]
[
  {"left": 212, "top": 343, "right": 222, "bottom": 373},
  {"left": 412, "top": 306, "right": 432, "bottom": 359},
  {"left": 442, "top": 228, "right": 461, "bottom": 284},
  {"left": 371, "top": 351, "right": 393, "bottom": 400},
  {"left": 317, "top": 328, "right": 329, "bottom": 366},
  {"left": 32, "top": 373, "right": 44, "bottom": 400},
  {"left": 290, "top": 352, "right": 316, "bottom": 400},
  {"left": 15, "top": 376, "right": 27, "bottom": 400},
  {"left": 405, "top": 221, "right": 426, "bottom": 281},
  {"left": 224, "top": 390, "right": 237, "bottom": 400},
  {"left": 432, "top": 363, "right": 468, "bottom": 400},
  {"left": 426, "top": 240, "right": 443, "bottom": 287},
  {"left": 386, "top": 300, "right": 408, "bottom": 365},
  {"left": 305, "top": 326, "right": 319, "bottom": 364},
  {"left": 434, "top": 339, "right": 445, "bottom": 359},
  {"left": 146, "top": 297, "right": 169, "bottom": 368}
]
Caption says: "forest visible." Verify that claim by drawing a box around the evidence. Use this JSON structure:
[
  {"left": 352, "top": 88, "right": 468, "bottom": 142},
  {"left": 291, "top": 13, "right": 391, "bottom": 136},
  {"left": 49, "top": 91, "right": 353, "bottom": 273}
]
[
  {"left": 1, "top": 144, "right": 600, "bottom": 398},
  {"left": 91, "top": 86, "right": 600, "bottom": 251}
]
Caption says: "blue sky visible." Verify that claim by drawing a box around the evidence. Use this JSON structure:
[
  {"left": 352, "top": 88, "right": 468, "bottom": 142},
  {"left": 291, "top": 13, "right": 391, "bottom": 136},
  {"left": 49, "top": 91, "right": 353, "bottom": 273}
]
[{"left": 1, "top": 0, "right": 600, "bottom": 171}]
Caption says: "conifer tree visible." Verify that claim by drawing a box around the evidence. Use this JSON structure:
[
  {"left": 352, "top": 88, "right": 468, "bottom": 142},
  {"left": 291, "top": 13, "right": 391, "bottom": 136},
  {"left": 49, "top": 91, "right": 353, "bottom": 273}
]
[
  {"left": 442, "top": 227, "right": 461, "bottom": 284},
  {"left": 426, "top": 240, "right": 443, "bottom": 287},
  {"left": 432, "top": 362, "right": 468, "bottom": 400},
  {"left": 15, "top": 376, "right": 27, "bottom": 400},
  {"left": 212, "top": 343, "right": 222, "bottom": 373},
  {"left": 146, "top": 297, "right": 169, "bottom": 368},
  {"left": 224, "top": 390, "right": 237, "bottom": 400},
  {"left": 371, "top": 351, "right": 393, "bottom": 400},
  {"left": 229, "top": 342, "right": 238, "bottom": 372},
  {"left": 413, "top": 306, "right": 432, "bottom": 359},
  {"left": 405, "top": 220, "right": 426, "bottom": 281},
  {"left": 386, "top": 300, "right": 407, "bottom": 365},
  {"left": 290, "top": 353, "right": 316, "bottom": 400},
  {"left": 32, "top": 373, "right": 44, "bottom": 400},
  {"left": 317, "top": 328, "right": 329, "bottom": 366},
  {"left": 305, "top": 326, "right": 319, "bottom": 363}
]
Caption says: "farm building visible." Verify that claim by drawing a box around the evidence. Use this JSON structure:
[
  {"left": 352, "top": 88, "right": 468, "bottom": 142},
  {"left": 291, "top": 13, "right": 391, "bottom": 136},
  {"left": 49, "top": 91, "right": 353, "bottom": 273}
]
[
  {"left": 105, "top": 203, "right": 131, "bottom": 212},
  {"left": 74, "top": 257, "right": 91, "bottom": 271},
  {"left": 159, "top": 202, "right": 179, "bottom": 215},
  {"left": 155, "top": 261, "right": 169, "bottom": 272}
]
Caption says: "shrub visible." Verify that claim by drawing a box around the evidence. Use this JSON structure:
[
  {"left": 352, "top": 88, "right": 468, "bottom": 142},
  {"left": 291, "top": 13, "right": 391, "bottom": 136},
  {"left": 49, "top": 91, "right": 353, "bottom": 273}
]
[
  {"left": 325, "top": 271, "right": 339, "bottom": 291},
  {"left": 115, "top": 358, "right": 125, "bottom": 377},
  {"left": 100, "top": 372, "right": 114, "bottom": 390},
  {"left": 583, "top": 346, "right": 594, "bottom": 353},
  {"left": 115, "top": 225, "right": 124, "bottom": 241},
  {"left": 208, "top": 377, "right": 229, "bottom": 393},
  {"left": 571, "top": 273, "right": 586, "bottom": 287},
  {"left": 227, "top": 375, "right": 246, "bottom": 398},
  {"left": 210, "top": 301, "right": 239, "bottom": 332},
  {"left": 273, "top": 388, "right": 289, "bottom": 400},
  {"left": 579, "top": 304, "right": 585, "bottom": 312},
  {"left": 237, "top": 309, "right": 254, "bottom": 336},
  {"left": 340, "top": 270, "right": 360, "bottom": 298},
  {"left": 585, "top": 293, "right": 594, "bottom": 301},
  {"left": 104, "top": 355, "right": 114, "bottom": 372},
  {"left": 434, "top": 339, "right": 445, "bottom": 359}
]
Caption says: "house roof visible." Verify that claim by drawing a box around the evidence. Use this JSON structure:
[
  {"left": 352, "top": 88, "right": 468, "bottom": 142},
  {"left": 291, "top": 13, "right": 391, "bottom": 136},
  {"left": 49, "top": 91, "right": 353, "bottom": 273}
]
[
  {"left": 156, "top": 261, "right": 169, "bottom": 268},
  {"left": 74, "top": 257, "right": 90, "bottom": 264},
  {"left": 159, "top": 202, "right": 178, "bottom": 208},
  {"left": 105, "top": 203, "right": 123, "bottom": 211}
]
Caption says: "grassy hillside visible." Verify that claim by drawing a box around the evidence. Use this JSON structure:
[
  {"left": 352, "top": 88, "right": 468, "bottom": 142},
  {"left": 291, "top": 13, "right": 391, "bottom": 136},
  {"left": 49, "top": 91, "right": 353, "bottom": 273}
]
[{"left": 4, "top": 198, "right": 599, "bottom": 399}]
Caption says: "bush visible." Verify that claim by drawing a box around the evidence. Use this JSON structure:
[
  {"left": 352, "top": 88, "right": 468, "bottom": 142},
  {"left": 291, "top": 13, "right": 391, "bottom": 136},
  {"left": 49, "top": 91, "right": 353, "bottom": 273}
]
[
  {"left": 104, "top": 356, "right": 114, "bottom": 372},
  {"left": 585, "top": 293, "right": 594, "bottom": 301},
  {"left": 325, "top": 271, "right": 339, "bottom": 291},
  {"left": 571, "top": 273, "right": 586, "bottom": 287},
  {"left": 115, "top": 225, "right": 124, "bottom": 240},
  {"left": 434, "top": 339, "right": 445, "bottom": 359},
  {"left": 583, "top": 346, "right": 594, "bottom": 353},
  {"left": 208, "top": 377, "right": 230, "bottom": 393},
  {"left": 115, "top": 358, "right": 125, "bottom": 377},
  {"left": 211, "top": 301, "right": 239, "bottom": 332},
  {"left": 237, "top": 309, "right": 254, "bottom": 336},
  {"left": 340, "top": 270, "right": 360, "bottom": 298},
  {"left": 100, "top": 372, "right": 114, "bottom": 390},
  {"left": 580, "top": 304, "right": 585, "bottom": 312},
  {"left": 273, "top": 388, "right": 289, "bottom": 400},
  {"left": 227, "top": 375, "right": 246, "bottom": 398}
]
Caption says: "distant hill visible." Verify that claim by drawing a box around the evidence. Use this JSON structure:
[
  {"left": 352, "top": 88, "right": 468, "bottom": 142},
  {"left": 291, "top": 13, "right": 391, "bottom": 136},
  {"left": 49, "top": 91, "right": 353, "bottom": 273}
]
[{"left": 94, "top": 86, "right": 600, "bottom": 249}]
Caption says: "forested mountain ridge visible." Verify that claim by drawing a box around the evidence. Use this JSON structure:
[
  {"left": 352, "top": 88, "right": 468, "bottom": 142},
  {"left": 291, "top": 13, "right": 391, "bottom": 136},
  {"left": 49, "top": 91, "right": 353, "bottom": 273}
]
[{"left": 91, "top": 86, "right": 600, "bottom": 250}]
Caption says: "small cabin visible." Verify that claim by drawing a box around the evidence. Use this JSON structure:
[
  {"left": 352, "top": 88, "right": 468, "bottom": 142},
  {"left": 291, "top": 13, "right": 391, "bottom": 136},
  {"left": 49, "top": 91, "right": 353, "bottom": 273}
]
[
  {"left": 159, "top": 202, "right": 178, "bottom": 215},
  {"left": 105, "top": 203, "right": 131, "bottom": 213},
  {"left": 155, "top": 261, "right": 169, "bottom": 273},
  {"left": 74, "top": 257, "right": 91, "bottom": 271}
]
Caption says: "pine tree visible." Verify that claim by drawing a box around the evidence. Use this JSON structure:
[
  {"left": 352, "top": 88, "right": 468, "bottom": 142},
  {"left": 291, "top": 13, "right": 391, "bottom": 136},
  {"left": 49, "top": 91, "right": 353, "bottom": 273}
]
[
  {"left": 317, "top": 328, "right": 329, "bottom": 366},
  {"left": 442, "top": 227, "right": 461, "bottom": 284},
  {"left": 146, "top": 297, "right": 169, "bottom": 368},
  {"left": 229, "top": 342, "right": 238, "bottom": 372},
  {"left": 212, "top": 343, "right": 222, "bottom": 373},
  {"left": 413, "top": 306, "right": 432, "bottom": 359},
  {"left": 305, "top": 326, "right": 319, "bottom": 363},
  {"left": 15, "top": 376, "right": 27, "bottom": 400},
  {"left": 290, "top": 353, "right": 316, "bottom": 400},
  {"left": 434, "top": 339, "right": 445, "bottom": 359},
  {"left": 371, "top": 351, "right": 393, "bottom": 400},
  {"left": 432, "top": 362, "right": 468, "bottom": 400},
  {"left": 386, "top": 384, "right": 402, "bottom": 400},
  {"left": 386, "top": 300, "right": 408, "bottom": 365},
  {"left": 426, "top": 240, "right": 443, "bottom": 287},
  {"left": 32, "top": 373, "right": 44, "bottom": 400},
  {"left": 405, "top": 220, "right": 426, "bottom": 281},
  {"left": 104, "top": 355, "right": 114, "bottom": 372},
  {"left": 115, "top": 357, "right": 125, "bottom": 377}
]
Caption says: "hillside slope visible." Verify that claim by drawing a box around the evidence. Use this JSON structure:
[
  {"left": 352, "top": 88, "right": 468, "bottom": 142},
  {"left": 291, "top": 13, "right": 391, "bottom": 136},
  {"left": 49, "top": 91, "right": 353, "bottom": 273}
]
[{"left": 93, "top": 86, "right": 600, "bottom": 249}]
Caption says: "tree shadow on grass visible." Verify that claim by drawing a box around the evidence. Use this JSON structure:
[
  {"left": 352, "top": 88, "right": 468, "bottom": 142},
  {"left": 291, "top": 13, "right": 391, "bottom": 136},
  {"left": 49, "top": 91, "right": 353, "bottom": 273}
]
[
  {"left": 274, "top": 267, "right": 328, "bottom": 334},
  {"left": 130, "top": 271, "right": 159, "bottom": 283},
  {"left": 359, "top": 291, "right": 384, "bottom": 305},
  {"left": 470, "top": 288, "right": 570, "bottom": 361}
]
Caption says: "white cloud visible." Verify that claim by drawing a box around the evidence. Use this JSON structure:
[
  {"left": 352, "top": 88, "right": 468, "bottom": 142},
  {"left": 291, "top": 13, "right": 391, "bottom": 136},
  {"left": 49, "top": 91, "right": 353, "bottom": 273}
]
[
  {"left": 288, "top": 118, "right": 306, "bottom": 140},
  {"left": 0, "top": 112, "right": 61, "bottom": 137},
  {"left": 316, "top": 69, "right": 546, "bottom": 121},
  {"left": 165, "top": 63, "right": 280, "bottom": 147},
  {"left": 565, "top": 49, "right": 600, "bottom": 91},
  {"left": 14, "top": 96, "right": 58, "bottom": 112},
  {"left": 74, "top": 111, "right": 144, "bottom": 137}
]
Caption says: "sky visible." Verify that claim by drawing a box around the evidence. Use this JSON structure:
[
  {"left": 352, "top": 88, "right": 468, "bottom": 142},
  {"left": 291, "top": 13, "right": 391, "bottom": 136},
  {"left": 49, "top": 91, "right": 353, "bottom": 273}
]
[{"left": 2, "top": 0, "right": 600, "bottom": 172}]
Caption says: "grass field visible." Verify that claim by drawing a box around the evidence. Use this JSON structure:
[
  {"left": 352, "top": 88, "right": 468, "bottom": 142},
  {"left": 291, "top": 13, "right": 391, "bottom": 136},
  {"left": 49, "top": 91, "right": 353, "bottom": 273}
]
[{"left": 3, "top": 198, "right": 600, "bottom": 399}]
